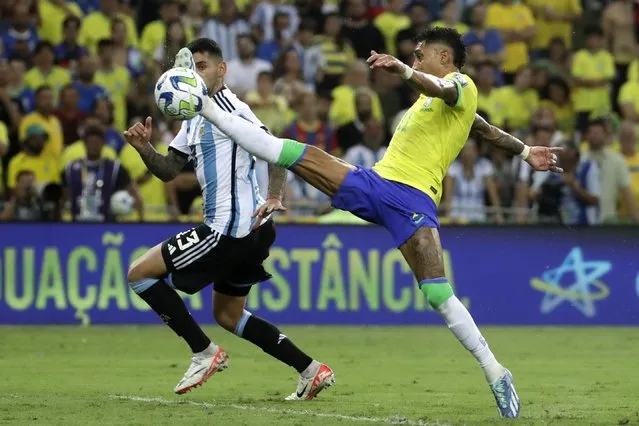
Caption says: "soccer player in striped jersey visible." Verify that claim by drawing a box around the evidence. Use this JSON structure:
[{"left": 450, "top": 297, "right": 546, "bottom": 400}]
[
  {"left": 123, "top": 39, "right": 334, "bottom": 399},
  {"left": 194, "top": 28, "right": 565, "bottom": 418}
]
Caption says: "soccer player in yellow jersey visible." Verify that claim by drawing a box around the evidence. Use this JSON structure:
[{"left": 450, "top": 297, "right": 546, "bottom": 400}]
[{"left": 190, "top": 28, "right": 562, "bottom": 418}]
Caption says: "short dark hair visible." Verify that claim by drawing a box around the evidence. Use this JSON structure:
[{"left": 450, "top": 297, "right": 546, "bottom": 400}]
[
  {"left": 16, "top": 170, "right": 35, "bottom": 181},
  {"left": 35, "top": 85, "right": 53, "bottom": 97},
  {"left": 63, "top": 15, "right": 81, "bottom": 30},
  {"left": 584, "top": 25, "right": 604, "bottom": 38},
  {"left": 84, "top": 125, "right": 105, "bottom": 140},
  {"left": 415, "top": 27, "right": 466, "bottom": 69},
  {"left": 34, "top": 41, "right": 55, "bottom": 55},
  {"left": 97, "top": 38, "right": 115, "bottom": 52},
  {"left": 187, "top": 38, "right": 223, "bottom": 59},
  {"left": 588, "top": 118, "right": 607, "bottom": 130}
]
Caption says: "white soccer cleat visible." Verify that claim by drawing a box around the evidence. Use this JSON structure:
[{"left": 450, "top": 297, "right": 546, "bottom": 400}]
[
  {"left": 285, "top": 363, "right": 335, "bottom": 401},
  {"left": 173, "top": 47, "right": 195, "bottom": 70},
  {"left": 174, "top": 345, "right": 229, "bottom": 395}
]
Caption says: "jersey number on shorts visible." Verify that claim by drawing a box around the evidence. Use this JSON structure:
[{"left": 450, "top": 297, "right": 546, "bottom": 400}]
[{"left": 177, "top": 229, "right": 200, "bottom": 251}]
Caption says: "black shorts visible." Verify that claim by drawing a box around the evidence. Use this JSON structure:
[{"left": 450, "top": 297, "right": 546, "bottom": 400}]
[{"left": 161, "top": 220, "right": 276, "bottom": 297}]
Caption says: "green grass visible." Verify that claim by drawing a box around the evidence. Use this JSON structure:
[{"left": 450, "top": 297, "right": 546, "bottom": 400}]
[{"left": 1, "top": 326, "right": 638, "bottom": 425}]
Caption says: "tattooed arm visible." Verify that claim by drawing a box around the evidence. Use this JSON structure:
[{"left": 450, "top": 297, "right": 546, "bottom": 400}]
[
  {"left": 470, "top": 113, "right": 526, "bottom": 156},
  {"left": 135, "top": 144, "right": 189, "bottom": 182},
  {"left": 267, "top": 163, "right": 287, "bottom": 199}
]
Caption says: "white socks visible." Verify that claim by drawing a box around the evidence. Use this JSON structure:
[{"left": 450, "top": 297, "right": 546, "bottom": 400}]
[
  {"left": 200, "top": 97, "right": 284, "bottom": 163},
  {"left": 438, "top": 296, "right": 505, "bottom": 384},
  {"left": 301, "top": 360, "right": 321, "bottom": 379},
  {"left": 195, "top": 342, "right": 218, "bottom": 358}
]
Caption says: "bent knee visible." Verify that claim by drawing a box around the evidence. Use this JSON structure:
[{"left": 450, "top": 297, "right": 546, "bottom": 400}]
[
  {"left": 213, "top": 308, "right": 244, "bottom": 333},
  {"left": 127, "top": 244, "right": 167, "bottom": 283}
]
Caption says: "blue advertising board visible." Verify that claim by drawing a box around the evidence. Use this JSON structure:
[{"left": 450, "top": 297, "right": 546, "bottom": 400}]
[{"left": 1, "top": 224, "right": 638, "bottom": 325}]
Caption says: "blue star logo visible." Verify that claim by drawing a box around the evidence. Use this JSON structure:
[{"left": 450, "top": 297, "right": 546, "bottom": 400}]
[{"left": 530, "top": 247, "right": 611, "bottom": 318}]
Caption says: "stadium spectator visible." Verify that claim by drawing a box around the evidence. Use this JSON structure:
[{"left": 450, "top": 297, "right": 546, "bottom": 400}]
[
  {"left": 617, "top": 121, "right": 639, "bottom": 221},
  {"left": 152, "top": 19, "right": 189, "bottom": 73},
  {"left": 329, "top": 60, "right": 383, "bottom": 129},
  {"left": 0, "top": 120, "right": 7, "bottom": 196},
  {"left": 94, "top": 38, "right": 130, "bottom": 132},
  {"left": 72, "top": 53, "right": 108, "bottom": 114},
  {"left": 603, "top": 0, "right": 636, "bottom": 111},
  {"left": 120, "top": 117, "right": 171, "bottom": 221},
  {"left": 291, "top": 19, "right": 322, "bottom": 89},
  {"left": 200, "top": 0, "right": 249, "bottom": 61},
  {"left": 342, "top": 0, "right": 385, "bottom": 59},
  {"left": 371, "top": 68, "right": 403, "bottom": 136},
  {"left": 431, "top": 0, "right": 468, "bottom": 35},
  {"left": 245, "top": 71, "right": 290, "bottom": 136},
  {"left": 530, "top": 142, "right": 601, "bottom": 225},
  {"left": 618, "top": 76, "right": 639, "bottom": 124},
  {"left": 60, "top": 115, "right": 118, "bottom": 168},
  {"left": 93, "top": 98, "right": 126, "bottom": 153},
  {"left": 373, "top": 0, "right": 410, "bottom": 56},
  {"left": 256, "top": 11, "right": 292, "bottom": 64},
  {"left": 6, "top": 58, "right": 34, "bottom": 114},
  {"left": 464, "top": 41, "right": 492, "bottom": 83},
  {"left": 55, "top": 84, "right": 87, "bottom": 147},
  {"left": 183, "top": 0, "right": 206, "bottom": 38},
  {"left": 395, "top": 1, "right": 429, "bottom": 66},
  {"left": 571, "top": 26, "right": 615, "bottom": 135},
  {"left": 226, "top": 34, "right": 273, "bottom": 98},
  {"left": 250, "top": 0, "right": 300, "bottom": 43},
  {"left": 19, "top": 86, "right": 64, "bottom": 161},
  {"left": 273, "top": 49, "right": 309, "bottom": 105},
  {"left": 110, "top": 18, "right": 144, "bottom": 79},
  {"left": 62, "top": 124, "right": 142, "bottom": 222},
  {"left": 1, "top": 2, "right": 39, "bottom": 61},
  {"left": 23, "top": 41, "right": 71, "bottom": 102},
  {"left": 7, "top": 123, "right": 60, "bottom": 193},
  {"left": 335, "top": 87, "right": 379, "bottom": 152},
  {"left": 315, "top": 12, "right": 356, "bottom": 93},
  {"left": 532, "top": 37, "right": 572, "bottom": 84},
  {"left": 54, "top": 15, "right": 88, "bottom": 71},
  {"left": 444, "top": 138, "right": 503, "bottom": 224},
  {"left": 343, "top": 118, "right": 386, "bottom": 168},
  {"left": 485, "top": 0, "right": 535, "bottom": 84},
  {"left": 584, "top": 119, "right": 639, "bottom": 223},
  {"left": 0, "top": 170, "right": 44, "bottom": 221},
  {"left": 38, "top": 0, "right": 83, "bottom": 46},
  {"left": 0, "top": 62, "right": 22, "bottom": 139},
  {"left": 527, "top": 0, "right": 582, "bottom": 58},
  {"left": 79, "top": 0, "right": 138, "bottom": 54},
  {"left": 462, "top": 4, "right": 504, "bottom": 84},
  {"left": 495, "top": 66, "right": 538, "bottom": 134},
  {"left": 539, "top": 77, "right": 574, "bottom": 136},
  {"left": 283, "top": 92, "right": 337, "bottom": 154},
  {"left": 141, "top": 0, "right": 192, "bottom": 60},
  {"left": 475, "top": 62, "right": 500, "bottom": 126}
]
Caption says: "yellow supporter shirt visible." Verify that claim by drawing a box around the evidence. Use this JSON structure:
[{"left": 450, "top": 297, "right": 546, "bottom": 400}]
[
  {"left": 94, "top": 66, "right": 131, "bottom": 131},
  {"left": 38, "top": 0, "right": 83, "bottom": 44},
  {"left": 140, "top": 20, "right": 195, "bottom": 57},
  {"left": 328, "top": 85, "right": 384, "bottom": 128},
  {"left": 430, "top": 21, "right": 469, "bottom": 35},
  {"left": 318, "top": 40, "right": 356, "bottom": 78},
  {"left": 120, "top": 143, "right": 169, "bottom": 221},
  {"left": 627, "top": 59, "right": 639, "bottom": 82},
  {"left": 0, "top": 121, "right": 7, "bottom": 193},
  {"left": 571, "top": 49, "right": 615, "bottom": 113},
  {"left": 477, "top": 88, "right": 503, "bottom": 126},
  {"left": 618, "top": 81, "right": 639, "bottom": 116},
  {"left": 7, "top": 152, "right": 60, "bottom": 189},
  {"left": 60, "top": 140, "right": 117, "bottom": 171},
  {"left": 191, "top": 0, "right": 251, "bottom": 15},
  {"left": 526, "top": 0, "right": 581, "bottom": 49},
  {"left": 619, "top": 152, "right": 639, "bottom": 219},
  {"left": 373, "top": 12, "right": 411, "bottom": 56},
  {"left": 494, "top": 86, "right": 539, "bottom": 131},
  {"left": 539, "top": 99, "right": 575, "bottom": 135},
  {"left": 374, "top": 72, "right": 478, "bottom": 204},
  {"left": 79, "top": 12, "right": 138, "bottom": 54},
  {"left": 23, "top": 66, "right": 71, "bottom": 101},
  {"left": 19, "top": 112, "right": 64, "bottom": 161},
  {"left": 485, "top": 3, "right": 535, "bottom": 73}
]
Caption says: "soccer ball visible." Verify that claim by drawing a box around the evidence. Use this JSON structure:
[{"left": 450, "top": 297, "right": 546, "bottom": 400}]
[
  {"left": 110, "top": 190, "right": 135, "bottom": 216},
  {"left": 154, "top": 67, "right": 208, "bottom": 120}
]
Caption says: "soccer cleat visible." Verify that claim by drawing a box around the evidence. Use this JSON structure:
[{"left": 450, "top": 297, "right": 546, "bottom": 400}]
[
  {"left": 490, "top": 369, "right": 520, "bottom": 418},
  {"left": 285, "top": 363, "right": 335, "bottom": 401},
  {"left": 173, "top": 47, "right": 195, "bottom": 70},
  {"left": 174, "top": 345, "right": 229, "bottom": 395}
]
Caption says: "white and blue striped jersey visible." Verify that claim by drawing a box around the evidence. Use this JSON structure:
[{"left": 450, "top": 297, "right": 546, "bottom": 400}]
[{"left": 169, "top": 87, "right": 266, "bottom": 238}]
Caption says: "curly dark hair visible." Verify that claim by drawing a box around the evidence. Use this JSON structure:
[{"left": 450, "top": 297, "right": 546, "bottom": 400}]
[{"left": 415, "top": 27, "right": 466, "bottom": 69}]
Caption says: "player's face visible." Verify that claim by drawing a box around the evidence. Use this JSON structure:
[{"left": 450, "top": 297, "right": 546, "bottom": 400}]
[
  {"left": 412, "top": 42, "right": 450, "bottom": 75},
  {"left": 193, "top": 51, "right": 226, "bottom": 94}
]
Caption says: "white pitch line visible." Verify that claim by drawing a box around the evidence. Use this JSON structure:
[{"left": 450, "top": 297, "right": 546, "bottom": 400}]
[{"left": 109, "top": 394, "right": 449, "bottom": 426}]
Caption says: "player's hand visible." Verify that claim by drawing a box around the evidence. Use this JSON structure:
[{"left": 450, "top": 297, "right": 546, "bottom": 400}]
[
  {"left": 366, "top": 50, "right": 405, "bottom": 74},
  {"left": 123, "top": 116, "right": 153, "bottom": 151},
  {"left": 252, "top": 198, "right": 287, "bottom": 230},
  {"left": 525, "top": 146, "right": 564, "bottom": 173}
]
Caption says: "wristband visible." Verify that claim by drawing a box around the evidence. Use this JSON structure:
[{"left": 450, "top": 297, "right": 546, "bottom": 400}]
[
  {"left": 401, "top": 64, "right": 414, "bottom": 80},
  {"left": 519, "top": 145, "right": 531, "bottom": 160}
]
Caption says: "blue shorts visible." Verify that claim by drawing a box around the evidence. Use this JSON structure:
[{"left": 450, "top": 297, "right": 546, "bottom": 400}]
[{"left": 331, "top": 168, "right": 439, "bottom": 247}]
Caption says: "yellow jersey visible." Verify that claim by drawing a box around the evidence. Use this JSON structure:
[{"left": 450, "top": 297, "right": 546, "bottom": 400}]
[
  {"left": 526, "top": 0, "right": 581, "bottom": 49},
  {"left": 374, "top": 72, "right": 478, "bottom": 204},
  {"left": 328, "top": 85, "right": 384, "bottom": 128},
  {"left": 140, "top": 20, "right": 194, "bottom": 57},
  {"left": 79, "top": 12, "right": 138, "bottom": 53},
  {"left": 619, "top": 152, "right": 639, "bottom": 219},
  {"left": 485, "top": 3, "right": 535, "bottom": 73},
  {"left": 19, "top": 112, "right": 64, "bottom": 161},
  {"left": 94, "top": 66, "right": 131, "bottom": 131},
  {"left": 495, "top": 86, "right": 539, "bottom": 131},
  {"left": 38, "top": 0, "right": 83, "bottom": 44},
  {"left": 373, "top": 12, "right": 410, "bottom": 56},
  {"left": 7, "top": 152, "right": 60, "bottom": 189},
  {"left": 430, "top": 21, "right": 470, "bottom": 35},
  {"left": 60, "top": 140, "right": 118, "bottom": 171},
  {"left": 23, "top": 66, "right": 71, "bottom": 101},
  {"left": 0, "top": 121, "right": 8, "bottom": 193},
  {"left": 571, "top": 49, "right": 615, "bottom": 113}
]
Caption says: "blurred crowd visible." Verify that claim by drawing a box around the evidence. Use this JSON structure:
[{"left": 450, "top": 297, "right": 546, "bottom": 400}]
[{"left": 0, "top": 0, "right": 638, "bottom": 225}]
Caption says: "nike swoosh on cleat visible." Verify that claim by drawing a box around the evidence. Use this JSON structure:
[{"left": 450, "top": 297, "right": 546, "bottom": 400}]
[{"left": 296, "top": 384, "right": 308, "bottom": 398}]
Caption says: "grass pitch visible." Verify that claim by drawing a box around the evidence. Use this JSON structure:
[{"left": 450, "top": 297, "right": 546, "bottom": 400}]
[{"left": 1, "top": 326, "right": 637, "bottom": 425}]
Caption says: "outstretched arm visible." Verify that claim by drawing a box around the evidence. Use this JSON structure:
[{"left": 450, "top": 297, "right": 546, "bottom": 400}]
[{"left": 471, "top": 114, "right": 564, "bottom": 173}]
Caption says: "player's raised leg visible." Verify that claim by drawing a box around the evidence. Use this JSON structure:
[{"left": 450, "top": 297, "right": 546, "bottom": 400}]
[
  {"left": 400, "top": 228, "right": 520, "bottom": 418},
  {"left": 212, "top": 288, "right": 335, "bottom": 400},
  {"left": 127, "top": 242, "right": 227, "bottom": 395}
]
